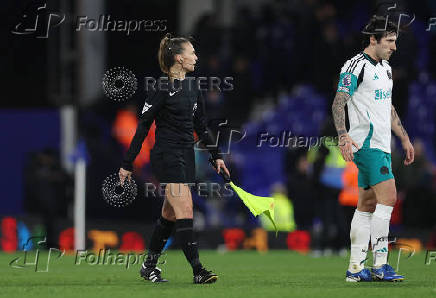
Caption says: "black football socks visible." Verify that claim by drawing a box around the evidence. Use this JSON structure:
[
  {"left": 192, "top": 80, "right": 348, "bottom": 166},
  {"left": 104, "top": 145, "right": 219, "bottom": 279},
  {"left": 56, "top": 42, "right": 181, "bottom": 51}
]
[
  {"left": 143, "top": 217, "right": 175, "bottom": 269},
  {"left": 176, "top": 218, "right": 202, "bottom": 275}
]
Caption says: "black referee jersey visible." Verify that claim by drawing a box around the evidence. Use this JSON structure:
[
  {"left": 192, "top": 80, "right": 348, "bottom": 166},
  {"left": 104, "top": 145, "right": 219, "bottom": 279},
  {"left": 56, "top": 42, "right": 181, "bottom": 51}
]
[{"left": 121, "top": 78, "right": 221, "bottom": 171}]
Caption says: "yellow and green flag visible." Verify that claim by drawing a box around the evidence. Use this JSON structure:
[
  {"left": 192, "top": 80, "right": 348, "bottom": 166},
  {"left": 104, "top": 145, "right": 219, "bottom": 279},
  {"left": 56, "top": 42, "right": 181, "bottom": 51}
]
[
  {"left": 229, "top": 182, "right": 277, "bottom": 234},
  {"left": 209, "top": 158, "right": 277, "bottom": 234}
]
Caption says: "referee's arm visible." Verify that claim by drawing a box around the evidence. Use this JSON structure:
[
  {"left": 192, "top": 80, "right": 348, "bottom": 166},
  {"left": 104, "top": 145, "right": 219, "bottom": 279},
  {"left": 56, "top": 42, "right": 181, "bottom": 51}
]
[
  {"left": 121, "top": 90, "right": 167, "bottom": 171},
  {"left": 193, "top": 91, "right": 221, "bottom": 161}
]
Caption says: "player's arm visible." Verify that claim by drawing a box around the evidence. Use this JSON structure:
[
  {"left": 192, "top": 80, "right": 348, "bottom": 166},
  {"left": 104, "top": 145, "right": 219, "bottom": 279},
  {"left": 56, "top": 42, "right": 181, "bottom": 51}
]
[
  {"left": 119, "top": 90, "right": 167, "bottom": 183},
  {"left": 333, "top": 58, "right": 365, "bottom": 161},
  {"left": 193, "top": 91, "right": 230, "bottom": 177},
  {"left": 332, "top": 91, "right": 350, "bottom": 137},
  {"left": 391, "top": 104, "right": 414, "bottom": 165},
  {"left": 332, "top": 91, "right": 359, "bottom": 162}
]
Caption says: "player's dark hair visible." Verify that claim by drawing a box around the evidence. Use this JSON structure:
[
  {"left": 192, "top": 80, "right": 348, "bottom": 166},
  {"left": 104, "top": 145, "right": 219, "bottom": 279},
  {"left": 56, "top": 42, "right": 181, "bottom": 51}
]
[
  {"left": 158, "top": 33, "right": 192, "bottom": 75},
  {"left": 361, "top": 15, "right": 398, "bottom": 48}
]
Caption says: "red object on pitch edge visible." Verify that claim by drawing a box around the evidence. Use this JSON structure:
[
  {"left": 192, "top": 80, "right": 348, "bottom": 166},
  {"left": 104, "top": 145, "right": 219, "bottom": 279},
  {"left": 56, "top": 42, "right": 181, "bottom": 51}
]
[
  {"left": 286, "top": 230, "right": 310, "bottom": 253},
  {"left": 222, "top": 228, "right": 246, "bottom": 250},
  {"left": 1, "top": 217, "right": 17, "bottom": 252},
  {"left": 59, "top": 227, "right": 75, "bottom": 251},
  {"left": 120, "top": 231, "right": 145, "bottom": 252}
]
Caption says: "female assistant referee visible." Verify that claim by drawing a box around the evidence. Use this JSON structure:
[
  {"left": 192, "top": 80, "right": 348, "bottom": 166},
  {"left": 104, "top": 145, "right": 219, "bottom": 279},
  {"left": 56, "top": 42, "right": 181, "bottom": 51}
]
[{"left": 118, "top": 33, "right": 230, "bottom": 284}]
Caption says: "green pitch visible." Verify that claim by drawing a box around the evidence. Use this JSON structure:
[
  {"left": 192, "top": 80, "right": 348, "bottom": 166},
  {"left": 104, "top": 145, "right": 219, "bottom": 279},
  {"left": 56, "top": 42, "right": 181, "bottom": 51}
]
[{"left": 1, "top": 250, "right": 435, "bottom": 298}]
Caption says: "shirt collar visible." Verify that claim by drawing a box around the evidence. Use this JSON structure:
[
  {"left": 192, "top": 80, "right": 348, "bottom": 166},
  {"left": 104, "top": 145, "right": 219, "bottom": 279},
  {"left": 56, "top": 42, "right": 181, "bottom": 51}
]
[{"left": 362, "top": 52, "right": 380, "bottom": 66}]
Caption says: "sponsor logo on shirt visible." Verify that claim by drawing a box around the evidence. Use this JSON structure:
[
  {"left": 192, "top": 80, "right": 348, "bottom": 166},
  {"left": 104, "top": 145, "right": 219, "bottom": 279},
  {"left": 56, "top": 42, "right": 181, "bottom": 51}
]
[
  {"left": 374, "top": 89, "right": 391, "bottom": 101},
  {"left": 373, "top": 73, "right": 379, "bottom": 80}
]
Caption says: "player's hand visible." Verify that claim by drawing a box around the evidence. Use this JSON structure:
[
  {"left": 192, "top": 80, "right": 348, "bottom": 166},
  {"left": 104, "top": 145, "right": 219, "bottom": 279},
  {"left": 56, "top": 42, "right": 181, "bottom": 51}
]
[
  {"left": 214, "top": 159, "right": 230, "bottom": 178},
  {"left": 402, "top": 139, "right": 414, "bottom": 165},
  {"left": 119, "top": 168, "right": 132, "bottom": 186},
  {"left": 338, "top": 134, "right": 359, "bottom": 162}
]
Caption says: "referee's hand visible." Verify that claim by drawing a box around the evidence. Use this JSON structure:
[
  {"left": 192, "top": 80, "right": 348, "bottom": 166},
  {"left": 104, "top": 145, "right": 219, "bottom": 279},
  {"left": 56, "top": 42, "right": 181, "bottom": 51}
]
[
  {"left": 215, "top": 159, "right": 230, "bottom": 178},
  {"left": 119, "top": 168, "right": 132, "bottom": 186},
  {"left": 338, "top": 134, "right": 359, "bottom": 162}
]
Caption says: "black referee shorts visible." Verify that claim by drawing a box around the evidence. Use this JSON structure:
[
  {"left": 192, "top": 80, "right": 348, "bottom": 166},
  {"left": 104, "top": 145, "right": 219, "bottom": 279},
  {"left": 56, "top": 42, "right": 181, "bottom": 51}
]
[{"left": 150, "top": 146, "right": 196, "bottom": 184}]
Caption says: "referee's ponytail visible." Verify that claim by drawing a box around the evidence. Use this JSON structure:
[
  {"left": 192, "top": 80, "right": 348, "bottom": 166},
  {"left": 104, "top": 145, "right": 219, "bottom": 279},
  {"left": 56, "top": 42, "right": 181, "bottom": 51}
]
[{"left": 158, "top": 33, "right": 191, "bottom": 75}]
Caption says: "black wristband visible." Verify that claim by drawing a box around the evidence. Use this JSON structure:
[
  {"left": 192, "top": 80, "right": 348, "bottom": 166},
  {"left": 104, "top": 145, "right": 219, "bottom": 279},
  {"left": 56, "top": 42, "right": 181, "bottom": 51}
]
[
  {"left": 121, "top": 160, "right": 133, "bottom": 172},
  {"left": 209, "top": 150, "right": 222, "bottom": 161}
]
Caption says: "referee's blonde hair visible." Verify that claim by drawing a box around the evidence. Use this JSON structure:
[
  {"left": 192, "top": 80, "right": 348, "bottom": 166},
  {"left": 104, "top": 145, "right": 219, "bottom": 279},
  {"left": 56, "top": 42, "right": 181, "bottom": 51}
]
[{"left": 158, "top": 33, "right": 192, "bottom": 75}]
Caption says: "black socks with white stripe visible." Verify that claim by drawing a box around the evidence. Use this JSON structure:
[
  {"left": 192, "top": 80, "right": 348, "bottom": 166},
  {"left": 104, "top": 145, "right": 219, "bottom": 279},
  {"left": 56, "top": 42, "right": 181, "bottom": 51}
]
[
  {"left": 176, "top": 218, "right": 203, "bottom": 275},
  {"left": 144, "top": 217, "right": 175, "bottom": 269}
]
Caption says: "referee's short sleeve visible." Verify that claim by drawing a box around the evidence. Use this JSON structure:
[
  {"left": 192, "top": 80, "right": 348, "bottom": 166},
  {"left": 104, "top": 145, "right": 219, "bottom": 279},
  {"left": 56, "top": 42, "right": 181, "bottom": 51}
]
[{"left": 337, "top": 56, "right": 365, "bottom": 97}]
